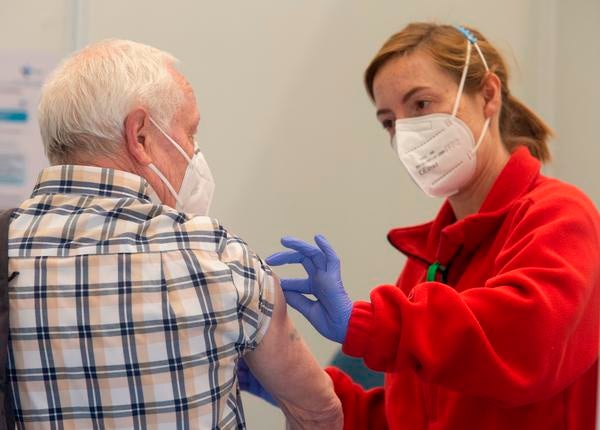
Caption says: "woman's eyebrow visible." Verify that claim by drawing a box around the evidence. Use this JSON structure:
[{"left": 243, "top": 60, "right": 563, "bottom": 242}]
[
  {"left": 402, "top": 86, "right": 430, "bottom": 104},
  {"left": 376, "top": 86, "right": 432, "bottom": 117}
]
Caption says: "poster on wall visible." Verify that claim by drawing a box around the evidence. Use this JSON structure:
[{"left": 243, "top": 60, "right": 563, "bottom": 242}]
[{"left": 0, "top": 52, "right": 58, "bottom": 209}]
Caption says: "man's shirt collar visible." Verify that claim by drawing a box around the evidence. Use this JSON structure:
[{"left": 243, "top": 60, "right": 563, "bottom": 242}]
[{"left": 31, "top": 165, "right": 155, "bottom": 203}]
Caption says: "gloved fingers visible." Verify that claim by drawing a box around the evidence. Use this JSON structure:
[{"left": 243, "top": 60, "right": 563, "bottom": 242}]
[
  {"left": 238, "top": 358, "right": 250, "bottom": 372},
  {"left": 280, "top": 278, "right": 311, "bottom": 294},
  {"left": 283, "top": 291, "right": 318, "bottom": 319},
  {"left": 267, "top": 250, "right": 316, "bottom": 277},
  {"left": 280, "top": 236, "right": 327, "bottom": 270},
  {"left": 238, "top": 374, "right": 250, "bottom": 389},
  {"left": 237, "top": 360, "right": 251, "bottom": 387},
  {"left": 267, "top": 250, "right": 303, "bottom": 265},
  {"left": 237, "top": 359, "right": 278, "bottom": 405},
  {"left": 314, "top": 234, "right": 340, "bottom": 269}
]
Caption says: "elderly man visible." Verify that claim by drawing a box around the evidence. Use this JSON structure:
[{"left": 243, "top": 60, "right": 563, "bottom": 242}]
[{"left": 6, "top": 39, "right": 342, "bottom": 429}]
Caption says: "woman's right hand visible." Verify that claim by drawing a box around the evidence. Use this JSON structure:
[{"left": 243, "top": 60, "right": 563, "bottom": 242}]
[{"left": 266, "top": 235, "right": 353, "bottom": 344}]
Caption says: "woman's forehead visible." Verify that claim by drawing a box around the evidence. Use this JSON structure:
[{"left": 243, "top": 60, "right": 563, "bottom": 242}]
[{"left": 372, "top": 51, "right": 456, "bottom": 103}]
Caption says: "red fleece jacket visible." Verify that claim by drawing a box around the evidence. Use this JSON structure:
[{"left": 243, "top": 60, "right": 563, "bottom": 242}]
[{"left": 327, "top": 147, "right": 599, "bottom": 429}]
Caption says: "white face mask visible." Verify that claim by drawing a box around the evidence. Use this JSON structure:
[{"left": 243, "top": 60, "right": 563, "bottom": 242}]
[
  {"left": 392, "top": 30, "right": 491, "bottom": 198},
  {"left": 147, "top": 117, "right": 215, "bottom": 216}
]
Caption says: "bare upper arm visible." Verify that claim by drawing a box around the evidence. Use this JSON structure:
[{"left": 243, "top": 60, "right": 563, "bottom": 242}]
[{"left": 243, "top": 277, "right": 342, "bottom": 429}]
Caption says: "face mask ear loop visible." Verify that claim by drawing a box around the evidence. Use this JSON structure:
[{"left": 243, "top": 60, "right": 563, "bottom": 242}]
[
  {"left": 451, "top": 41, "right": 473, "bottom": 117},
  {"left": 147, "top": 163, "right": 184, "bottom": 209},
  {"left": 472, "top": 117, "right": 491, "bottom": 153},
  {"left": 471, "top": 41, "right": 491, "bottom": 153},
  {"left": 148, "top": 116, "right": 193, "bottom": 163},
  {"left": 473, "top": 42, "right": 490, "bottom": 72}
]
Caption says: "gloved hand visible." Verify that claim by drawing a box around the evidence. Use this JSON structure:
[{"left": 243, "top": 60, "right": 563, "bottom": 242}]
[
  {"left": 266, "top": 234, "right": 353, "bottom": 344},
  {"left": 237, "top": 358, "right": 277, "bottom": 406}
]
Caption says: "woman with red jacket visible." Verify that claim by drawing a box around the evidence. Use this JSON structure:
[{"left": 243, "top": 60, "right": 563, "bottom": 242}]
[{"left": 241, "top": 22, "right": 599, "bottom": 429}]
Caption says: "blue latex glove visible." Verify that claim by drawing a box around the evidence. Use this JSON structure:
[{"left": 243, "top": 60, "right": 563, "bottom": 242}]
[
  {"left": 237, "top": 358, "right": 277, "bottom": 406},
  {"left": 266, "top": 235, "right": 353, "bottom": 344}
]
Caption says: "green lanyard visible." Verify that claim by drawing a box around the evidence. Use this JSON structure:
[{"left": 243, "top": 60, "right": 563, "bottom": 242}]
[{"left": 426, "top": 262, "right": 445, "bottom": 282}]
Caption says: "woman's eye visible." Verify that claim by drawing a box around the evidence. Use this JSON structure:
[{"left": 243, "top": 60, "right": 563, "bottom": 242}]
[{"left": 416, "top": 100, "right": 431, "bottom": 111}]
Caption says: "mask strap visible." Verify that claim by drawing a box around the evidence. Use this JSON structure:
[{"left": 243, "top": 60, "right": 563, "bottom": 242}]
[
  {"left": 473, "top": 42, "right": 490, "bottom": 72},
  {"left": 451, "top": 41, "right": 472, "bottom": 117},
  {"left": 148, "top": 116, "right": 193, "bottom": 163},
  {"left": 455, "top": 25, "right": 490, "bottom": 71},
  {"left": 473, "top": 117, "right": 491, "bottom": 153},
  {"left": 452, "top": 26, "right": 491, "bottom": 117},
  {"left": 453, "top": 25, "right": 493, "bottom": 151},
  {"left": 147, "top": 163, "right": 183, "bottom": 208}
]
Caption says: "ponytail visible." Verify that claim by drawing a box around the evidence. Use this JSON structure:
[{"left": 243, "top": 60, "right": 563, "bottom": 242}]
[{"left": 499, "top": 93, "right": 552, "bottom": 162}]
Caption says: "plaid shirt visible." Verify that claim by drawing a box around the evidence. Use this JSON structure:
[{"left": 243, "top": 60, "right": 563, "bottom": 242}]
[{"left": 7, "top": 165, "right": 275, "bottom": 429}]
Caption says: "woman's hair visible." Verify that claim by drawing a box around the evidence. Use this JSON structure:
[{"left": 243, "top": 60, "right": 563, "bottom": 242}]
[
  {"left": 38, "top": 39, "right": 184, "bottom": 165},
  {"left": 364, "top": 23, "right": 552, "bottom": 162}
]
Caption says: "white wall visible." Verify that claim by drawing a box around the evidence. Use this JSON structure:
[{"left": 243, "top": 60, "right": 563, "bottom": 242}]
[
  {"left": 1, "top": 1, "right": 598, "bottom": 428},
  {"left": 554, "top": 0, "right": 600, "bottom": 204}
]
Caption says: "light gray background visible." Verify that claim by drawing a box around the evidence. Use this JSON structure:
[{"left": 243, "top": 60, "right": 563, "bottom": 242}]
[{"left": 1, "top": 0, "right": 598, "bottom": 427}]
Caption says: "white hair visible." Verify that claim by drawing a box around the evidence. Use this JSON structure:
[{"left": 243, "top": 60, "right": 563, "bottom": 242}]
[{"left": 38, "top": 39, "right": 184, "bottom": 164}]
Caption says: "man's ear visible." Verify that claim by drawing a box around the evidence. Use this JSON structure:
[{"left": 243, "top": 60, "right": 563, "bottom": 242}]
[
  {"left": 124, "top": 108, "right": 153, "bottom": 165},
  {"left": 482, "top": 72, "right": 502, "bottom": 119}
]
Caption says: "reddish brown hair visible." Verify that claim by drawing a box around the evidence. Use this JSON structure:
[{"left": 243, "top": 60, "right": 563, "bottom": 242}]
[{"left": 365, "top": 23, "right": 552, "bottom": 161}]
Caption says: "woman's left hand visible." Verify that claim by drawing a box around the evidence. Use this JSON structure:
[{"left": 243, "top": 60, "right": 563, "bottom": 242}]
[{"left": 266, "top": 235, "right": 353, "bottom": 344}]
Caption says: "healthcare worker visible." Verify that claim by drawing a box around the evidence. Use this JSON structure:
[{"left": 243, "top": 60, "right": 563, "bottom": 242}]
[{"left": 241, "top": 23, "right": 600, "bottom": 429}]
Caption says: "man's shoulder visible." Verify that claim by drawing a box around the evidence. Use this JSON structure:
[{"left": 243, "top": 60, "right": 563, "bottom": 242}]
[
  {"left": 113, "top": 203, "right": 262, "bottom": 262},
  {"left": 113, "top": 203, "right": 252, "bottom": 257},
  {"left": 9, "top": 197, "right": 243, "bottom": 258}
]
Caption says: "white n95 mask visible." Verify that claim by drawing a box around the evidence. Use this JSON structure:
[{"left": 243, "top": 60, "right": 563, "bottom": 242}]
[
  {"left": 147, "top": 116, "right": 215, "bottom": 216},
  {"left": 392, "top": 27, "right": 491, "bottom": 198}
]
